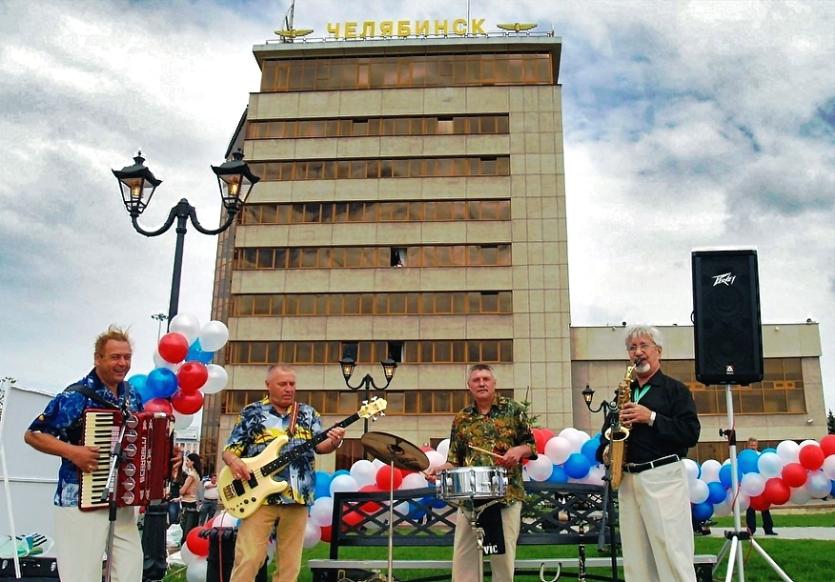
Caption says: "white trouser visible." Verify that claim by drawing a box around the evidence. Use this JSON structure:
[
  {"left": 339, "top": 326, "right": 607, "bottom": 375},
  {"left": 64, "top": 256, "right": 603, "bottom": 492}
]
[
  {"left": 452, "top": 501, "right": 522, "bottom": 582},
  {"left": 54, "top": 505, "right": 143, "bottom": 582},
  {"left": 618, "top": 461, "right": 697, "bottom": 582}
]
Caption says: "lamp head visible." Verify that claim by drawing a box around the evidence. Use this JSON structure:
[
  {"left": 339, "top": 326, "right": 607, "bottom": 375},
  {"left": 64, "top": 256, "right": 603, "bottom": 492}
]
[
  {"left": 381, "top": 358, "right": 397, "bottom": 382},
  {"left": 339, "top": 356, "right": 356, "bottom": 382},
  {"left": 582, "top": 384, "right": 594, "bottom": 408},
  {"left": 211, "top": 149, "right": 260, "bottom": 213},
  {"left": 112, "top": 151, "right": 162, "bottom": 215}
]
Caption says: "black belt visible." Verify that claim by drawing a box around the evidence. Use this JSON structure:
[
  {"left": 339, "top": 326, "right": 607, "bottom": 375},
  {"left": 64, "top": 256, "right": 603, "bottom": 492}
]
[{"left": 623, "top": 454, "right": 680, "bottom": 474}]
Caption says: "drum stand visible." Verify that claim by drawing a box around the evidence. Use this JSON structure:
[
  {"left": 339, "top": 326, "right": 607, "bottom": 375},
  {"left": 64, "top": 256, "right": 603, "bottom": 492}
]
[
  {"left": 458, "top": 498, "right": 501, "bottom": 582},
  {"left": 101, "top": 417, "right": 129, "bottom": 582},
  {"left": 713, "top": 384, "right": 792, "bottom": 582}
]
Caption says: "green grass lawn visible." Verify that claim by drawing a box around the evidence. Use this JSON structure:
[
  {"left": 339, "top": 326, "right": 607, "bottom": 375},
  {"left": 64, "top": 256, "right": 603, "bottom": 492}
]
[
  {"left": 711, "top": 510, "right": 835, "bottom": 528},
  {"left": 164, "top": 511, "right": 835, "bottom": 581}
]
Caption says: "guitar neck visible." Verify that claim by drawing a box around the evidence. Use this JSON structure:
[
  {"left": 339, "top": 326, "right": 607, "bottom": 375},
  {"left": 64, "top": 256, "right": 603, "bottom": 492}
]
[{"left": 261, "top": 412, "right": 360, "bottom": 477}]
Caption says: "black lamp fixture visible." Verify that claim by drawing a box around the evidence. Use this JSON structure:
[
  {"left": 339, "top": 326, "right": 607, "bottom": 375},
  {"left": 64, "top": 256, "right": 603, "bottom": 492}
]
[
  {"left": 339, "top": 355, "right": 397, "bottom": 433},
  {"left": 112, "top": 149, "right": 259, "bottom": 325}
]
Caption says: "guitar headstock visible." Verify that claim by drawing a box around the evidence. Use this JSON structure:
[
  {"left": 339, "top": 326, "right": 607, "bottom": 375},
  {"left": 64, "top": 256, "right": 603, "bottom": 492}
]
[{"left": 358, "top": 397, "right": 387, "bottom": 420}]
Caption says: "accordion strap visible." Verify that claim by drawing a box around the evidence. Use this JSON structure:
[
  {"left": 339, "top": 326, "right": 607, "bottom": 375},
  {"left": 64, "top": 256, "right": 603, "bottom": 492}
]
[{"left": 65, "top": 383, "right": 119, "bottom": 410}]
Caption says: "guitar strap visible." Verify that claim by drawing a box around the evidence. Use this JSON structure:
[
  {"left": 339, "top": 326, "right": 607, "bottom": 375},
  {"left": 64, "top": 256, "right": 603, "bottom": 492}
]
[{"left": 287, "top": 401, "right": 299, "bottom": 437}]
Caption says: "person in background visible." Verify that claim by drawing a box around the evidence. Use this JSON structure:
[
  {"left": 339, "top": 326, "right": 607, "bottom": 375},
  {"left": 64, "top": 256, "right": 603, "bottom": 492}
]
[
  {"left": 199, "top": 473, "right": 219, "bottom": 525},
  {"left": 179, "top": 453, "right": 203, "bottom": 544},
  {"left": 745, "top": 437, "right": 777, "bottom": 535},
  {"left": 167, "top": 462, "right": 186, "bottom": 527}
]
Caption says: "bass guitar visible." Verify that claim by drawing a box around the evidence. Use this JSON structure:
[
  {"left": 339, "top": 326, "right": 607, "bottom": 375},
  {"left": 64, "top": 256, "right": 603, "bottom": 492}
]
[{"left": 218, "top": 398, "right": 387, "bottom": 519}]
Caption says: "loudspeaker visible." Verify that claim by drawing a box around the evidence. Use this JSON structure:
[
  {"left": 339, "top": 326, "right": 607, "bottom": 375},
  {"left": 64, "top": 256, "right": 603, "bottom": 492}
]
[{"left": 691, "top": 249, "right": 763, "bottom": 385}]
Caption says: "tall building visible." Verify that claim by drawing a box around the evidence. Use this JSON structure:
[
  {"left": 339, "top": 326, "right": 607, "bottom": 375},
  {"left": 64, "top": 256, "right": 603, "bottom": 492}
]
[{"left": 200, "top": 24, "right": 826, "bottom": 471}]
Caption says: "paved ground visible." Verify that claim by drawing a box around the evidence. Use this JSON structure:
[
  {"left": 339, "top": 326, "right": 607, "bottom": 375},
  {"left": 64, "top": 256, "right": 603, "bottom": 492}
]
[{"left": 707, "top": 527, "right": 835, "bottom": 541}]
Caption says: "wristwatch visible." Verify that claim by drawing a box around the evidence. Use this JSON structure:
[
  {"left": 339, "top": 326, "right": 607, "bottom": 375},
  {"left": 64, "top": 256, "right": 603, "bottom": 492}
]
[{"left": 649, "top": 411, "right": 657, "bottom": 427}]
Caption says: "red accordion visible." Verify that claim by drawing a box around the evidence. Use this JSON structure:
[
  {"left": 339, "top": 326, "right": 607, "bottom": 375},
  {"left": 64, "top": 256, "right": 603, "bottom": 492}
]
[{"left": 79, "top": 409, "right": 173, "bottom": 511}]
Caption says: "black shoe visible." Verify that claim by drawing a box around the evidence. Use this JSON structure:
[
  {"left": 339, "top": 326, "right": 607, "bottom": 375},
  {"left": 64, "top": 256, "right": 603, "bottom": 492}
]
[{"left": 765, "top": 531, "right": 778, "bottom": 535}]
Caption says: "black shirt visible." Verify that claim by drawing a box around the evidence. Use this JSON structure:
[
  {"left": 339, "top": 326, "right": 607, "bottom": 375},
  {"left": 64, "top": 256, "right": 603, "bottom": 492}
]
[{"left": 596, "top": 369, "right": 700, "bottom": 465}]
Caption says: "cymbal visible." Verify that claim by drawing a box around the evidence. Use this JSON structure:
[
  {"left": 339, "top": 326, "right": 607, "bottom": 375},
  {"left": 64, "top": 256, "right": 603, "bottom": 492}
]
[{"left": 361, "top": 431, "right": 430, "bottom": 472}]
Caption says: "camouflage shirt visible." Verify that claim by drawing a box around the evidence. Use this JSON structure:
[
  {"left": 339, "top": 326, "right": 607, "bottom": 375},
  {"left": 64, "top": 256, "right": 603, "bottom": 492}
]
[{"left": 446, "top": 396, "right": 536, "bottom": 502}]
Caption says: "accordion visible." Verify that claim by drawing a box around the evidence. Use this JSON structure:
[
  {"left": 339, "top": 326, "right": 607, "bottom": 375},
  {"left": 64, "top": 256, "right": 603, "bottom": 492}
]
[{"left": 79, "top": 409, "right": 173, "bottom": 511}]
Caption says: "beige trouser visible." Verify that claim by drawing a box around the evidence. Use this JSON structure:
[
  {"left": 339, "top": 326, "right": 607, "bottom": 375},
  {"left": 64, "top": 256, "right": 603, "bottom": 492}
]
[
  {"left": 230, "top": 503, "right": 308, "bottom": 582},
  {"left": 54, "top": 505, "right": 143, "bottom": 582},
  {"left": 618, "top": 461, "right": 697, "bottom": 582},
  {"left": 452, "top": 501, "right": 521, "bottom": 582}
]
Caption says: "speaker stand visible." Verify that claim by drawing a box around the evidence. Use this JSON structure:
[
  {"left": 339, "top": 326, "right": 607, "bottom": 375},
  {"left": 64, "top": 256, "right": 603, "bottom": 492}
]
[{"left": 712, "top": 384, "right": 793, "bottom": 582}]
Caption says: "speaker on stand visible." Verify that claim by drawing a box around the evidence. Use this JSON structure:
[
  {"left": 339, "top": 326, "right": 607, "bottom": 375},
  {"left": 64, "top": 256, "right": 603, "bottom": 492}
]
[{"left": 691, "top": 248, "right": 791, "bottom": 582}]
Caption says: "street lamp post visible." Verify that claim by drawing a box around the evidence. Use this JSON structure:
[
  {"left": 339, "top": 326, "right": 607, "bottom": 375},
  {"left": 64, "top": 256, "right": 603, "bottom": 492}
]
[
  {"left": 112, "top": 150, "right": 260, "bottom": 326},
  {"left": 339, "top": 357, "right": 397, "bottom": 434},
  {"left": 151, "top": 313, "right": 168, "bottom": 340}
]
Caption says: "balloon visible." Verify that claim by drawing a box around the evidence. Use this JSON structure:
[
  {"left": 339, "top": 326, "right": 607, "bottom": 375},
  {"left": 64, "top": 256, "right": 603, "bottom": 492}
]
[
  {"left": 799, "top": 439, "right": 818, "bottom": 450},
  {"left": 401, "top": 472, "right": 428, "bottom": 490},
  {"left": 211, "top": 511, "right": 239, "bottom": 528},
  {"left": 310, "top": 497, "right": 334, "bottom": 526},
  {"left": 563, "top": 429, "right": 590, "bottom": 452},
  {"left": 682, "top": 458, "right": 700, "bottom": 481},
  {"left": 563, "top": 453, "right": 591, "bottom": 479},
  {"left": 186, "top": 526, "right": 209, "bottom": 557},
  {"left": 525, "top": 455, "right": 554, "bottom": 481},
  {"left": 533, "top": 428, "right": 555, "bottom": 453},
  {"left": 820, "top": 434, "right": 835, "bottom": 457},
  {"left": 358, "top": 484, "right": 383, "bottom": 514},
  {"left": 425, "top": 451, "right": 446, "bottom": 470},
  {"left": 740, "top": 473, "right": 765, "bottom": 497},
  {"left": 171, "top": 389, "right": 204, "bottom": 415},
  {"left": 701, "top": 459, "right": 722, "bottom": 482},
  {"left": 303, "top": 521, "right": 321, "bottom": 548},
  {"left": 330, "top": 474, "right": 359, "bottom": 495},
  {"left": 823, "top": 456, "right": 835, "bottom": 480},
  {"left": 153, "top": 349, "right": 180, "bottom": 373},
  {"left": 179, "top": 540, "right": 197, "bottom": 566},
  {"left": 350, "top": 460, "right": 377, "bottom": 487},
  {"left": 144, "top": 397, "right": 174, "bottom": 415},
  {"left": 436, "top": 438, "right": 450, "bottom": 458},
  {"left": 737, "top": 449, "right": 759, "bottom": 474},
  {"left": 314, "top": 471, "right": 332, "bottom": 499},
  {"left": 170, "top": 313, "right": 201, "bottom": 343},
  {"left": 158, "top": 332, "right": 189, "bottom": 364},
  {"left": 781, "top": 462, "right": 808, "bottom": 487},
  {"left": 186, "top": 339, "right": 214, "bottom": 364},
  {"left": 185, "top": 559, "right": 208, "bottom": 582},
  {"left": 199, "top": 321, "right": 229, "bottom": 352},
  {"left": 789, "top": 485, "right": 810, "bottom": 505},
  {"left": 748, "top": 494, "right": 770, "bottom": 512},
  {"left": 688, "top": 479, "right": 709, "bottom": 504},
  {"left": 763, "top": 477, "right": 790, "bottom": 505},
  {"left": 758, "top": 451, "right": 783, "bottom": 478},
  {"left": 805, "top": 470, "right": 831, "bottom": 498},
  {"left": 719, "top": 464, "right": 734, "bottom": 489},
  {"left": 172, "top": 411, "right": 193, "bottom": 431},
  {"left": 706, "top": 481, "right": 726, "bottom": 504},
  {"left": 202, "top": 364, "right": 228, "bottom": 395},
  {"left": 177, "top": 362, "right": 209, "bottom": 393},
  {"left": 736, "top": 492, "right": 750, "bottom": 511},
  {"left": 375, "top": 465, "right": 404, "bottom": 490},
  {"left": 544, "top": 436, "right": 572, "bottom": 465},
  {"left": 581, "top": 436, "right": 601, "bottom": 464},
  {"left": 147, "top": 367, "right": 178, "bottom": 399},
  {"left": 548, "top": 464, "right": 568, "bottom": 484},
  {"left": 691, "top": 501, "right": 714, "bottom": 522},
  {"left": 128, "top": 374, "right": 150, "bottom": 402},
  {"left": 342, "top": 509, "right": 364, "bottom": 528},
  {"left": 798, "top": 444, "right": 825, "bottom": 471},
  {"left": 776, "top": 440, "right": 800, "bottom": 463},
  {"left": 713, "top": 497, "right": 732, "bottom": 517},
  {"left": 320, "top": 525, "right": 333, "bottom": 542}
]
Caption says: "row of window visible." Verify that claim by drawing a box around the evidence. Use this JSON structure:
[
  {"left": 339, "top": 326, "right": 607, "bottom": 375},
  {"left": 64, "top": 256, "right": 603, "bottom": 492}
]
[
  {"left": 225, "top": 339, "right": 514, "bottom": 364},
  {"left": 240, "top": 199, "right": 511, "bottom": 225},
  {"left": 246, "top": 114, "right": 510, "bottom": 140},
  {"left": 261, "top": 53, "right": 554, "bottom": 92},
  {"left": 220, "top": 388, "right": 514, "bottom": 417},
  {"left": 231, "top": 291, "right": 513, "bottom": 317},
  {"left": 233, "top": 244, "right": 512, "bottom": 270},
  {"left": 247, "top": 156, "right": 510, "bottom": 182}
]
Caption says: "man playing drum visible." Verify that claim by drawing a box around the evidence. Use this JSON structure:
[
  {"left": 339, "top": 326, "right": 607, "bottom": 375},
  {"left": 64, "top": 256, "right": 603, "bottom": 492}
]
[{"left": 427, "top": 363, "right": 536, "bottom": 582}]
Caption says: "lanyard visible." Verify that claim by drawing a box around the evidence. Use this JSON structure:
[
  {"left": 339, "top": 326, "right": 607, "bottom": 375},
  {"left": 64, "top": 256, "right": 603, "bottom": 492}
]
[{"left": 633, "top": 384, "right": 651, "bottom": 404}]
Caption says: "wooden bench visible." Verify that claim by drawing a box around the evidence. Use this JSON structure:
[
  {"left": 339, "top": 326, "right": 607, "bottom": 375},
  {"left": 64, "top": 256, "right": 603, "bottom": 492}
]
[{"left": 308, "top": 482, "right": 717, "bottom": 581}]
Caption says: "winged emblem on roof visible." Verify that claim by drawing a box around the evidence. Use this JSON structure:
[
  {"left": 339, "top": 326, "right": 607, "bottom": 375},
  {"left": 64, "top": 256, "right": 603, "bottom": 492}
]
[
  {"left": 496, "top": 23, "right": 538, "bottom": 32},
  {"left": 275, "top": 28, "right": 314, "bottom": 38}
]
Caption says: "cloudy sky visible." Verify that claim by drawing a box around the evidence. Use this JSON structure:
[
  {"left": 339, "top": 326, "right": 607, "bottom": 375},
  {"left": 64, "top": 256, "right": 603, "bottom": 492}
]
[{"left": 1, "top": 1, "right": 833, "bottom": 417}]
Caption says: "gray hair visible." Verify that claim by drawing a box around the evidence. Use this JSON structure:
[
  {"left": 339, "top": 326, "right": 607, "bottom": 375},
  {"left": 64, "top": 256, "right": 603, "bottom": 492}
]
[
  {"left": 467, "top": 363, "right": 496, "bottom": 381},
  {"left": 266, "top": 364, "right": 295, "bottom": 379},
  {"left": 624, "top": 325, "right": 664, "bottom": 349}
]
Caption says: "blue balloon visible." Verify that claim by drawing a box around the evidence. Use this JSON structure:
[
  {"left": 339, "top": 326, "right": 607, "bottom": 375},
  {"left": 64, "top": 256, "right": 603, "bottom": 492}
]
[
  {"left": 422, "top": 494, "right": 446, "bottom": 509},
  {"left": 719, "top": 463, "right": 742, "bottom": 489},
  {"left": 691, "top": 501, "right": 714, "bottom": 521},
  {"left": 737, "top": 449, "right": 759, "bottom": 474},
  {"left": 332, "top": 469, "right": 350, "bottom": 480},
  {"left": 128, "top": 374, "right": 153, "bottom": 403},
  {"left": 581, "top": 437, "right": 601, "bottom": 464},
  {"left": 548, "top": 465, "right": 567, "bottom": 484},
  {"left": 830, "top": 480, "right": 835, "bottom": 497},
  {"left": 408, "top": 502, "right": 426, "bottom": 520},
  {"left": 707, "top": 481, "right": 726, "bottom": 504},
  {"left": 564, "top": 453, "right": 591, "bottom": 479},
  {"left": 762, "top": 447, "right": 777, "bottom": 455},
  {"left": 186, "top": 339, "right": 214, "bottom": 364},
  {"left": 314, "top": 471, "right": 332, "bottom": 499},
  {"left": 146, "top": 367, "right": 177, "bottom": 398}
]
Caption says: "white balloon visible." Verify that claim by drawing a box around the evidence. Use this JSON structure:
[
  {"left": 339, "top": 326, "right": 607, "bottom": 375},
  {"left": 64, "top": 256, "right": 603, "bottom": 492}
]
[
  {"left": 713, "top": 498, "right": 732, "bottom": 517},
  {"left": 584, "top": 465, "right": 606, "bottom": 486},
  {"left": 179, "top": 541, "right": 196, "bottom": 566},
  {"left": 776, "top": 440, "right": 800, "bottom": 463},
  {"left": 805, "top": 470, "right": 831, "bottom": 498},
  {"left": 682, "top": 458, "right": 700, "bottom": 482},
  {"left": 329, "top": 474, "right": 359, "bottom": 495},
  {"left": 199, "top": 320, "right": 230, "bottom": 352},
  {"left": 740, "top": 473, "right": 765, "bottom": 497},
  {"left": 173, "top": 411, "right": 193, "bottom": 431},
  {"left": 425, "top": 451, "right": 446, "bottom": 470},
  {"left": 303, "top": 521, "right": 321, "bottom": 548},
  {"left": 436, "top": 439, "right": 450, "bottom": 458},
  {"left": 799, "top": 439, "right": 818, "bottom": 450},
  {"left": 153, "top": 349, "right": 180, "bottom": 372},
  {"left": 350, "top": 460, "right": 377, "bottom": 487},
  {"left": 401, "top": 472, "right": 429, "bottom": 490},
  {"left": 202, "top": 365, "right": 228, "bottom": 395},
  {"left": 170, "top": 313, "right": 201, "bottom": 343},
  {"left": 736, "top": 491, "right": 750, "bottom": 512},
  {"left": 564, "top": 430, "right": 590, "bottom": 452},
  {"left": 789, "top": 485, "right": 811, "bottom": 505},
  {"left": 688, "top": 479, "right": 709, "bottom": 504},
  {"left": 758, "top": 451, "right": 783, "bottom": 478},
  {"left": 185, "top": 558, "right": 208, "bottom": 582},
  {"left": 371, "top": 459, "right": 386, "bottom": 471},
  {"left": 310, "top": 497, "right": 334, "bottom": 527},
  {"left": 524, "top": 455, "right": 553, "bottom": 482},
  {"left": 701, "top": 459, "right": 722, "bottom": 482},
  {"left": 822, "top": 455, "right": 835, "bottom": 480},
  {"left": 212, "top": 511, "right": 239, "bottom": 528},
  {"left": 544, "top": 436, "right": 572, "bottom": 465}
]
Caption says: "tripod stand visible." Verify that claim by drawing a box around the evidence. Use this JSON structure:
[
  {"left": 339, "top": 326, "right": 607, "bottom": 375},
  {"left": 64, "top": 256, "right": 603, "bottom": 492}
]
[{"left": 712, "top": 383, "right": 792, "bottom": 582}]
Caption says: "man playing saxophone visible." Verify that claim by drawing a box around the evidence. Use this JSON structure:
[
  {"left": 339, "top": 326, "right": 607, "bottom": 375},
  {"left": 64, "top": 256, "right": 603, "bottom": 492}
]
[{"left": 596, "top": 325, "right": 701, "bottom": 582}]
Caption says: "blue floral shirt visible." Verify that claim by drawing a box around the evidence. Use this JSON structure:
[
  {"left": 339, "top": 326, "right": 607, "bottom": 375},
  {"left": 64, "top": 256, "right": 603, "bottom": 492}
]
[
  {"left": 224, "top": 398, "right": 324, "bottom": 506},
  {"left": 27, "top": 370, "right": 143, "bottom": 507}
]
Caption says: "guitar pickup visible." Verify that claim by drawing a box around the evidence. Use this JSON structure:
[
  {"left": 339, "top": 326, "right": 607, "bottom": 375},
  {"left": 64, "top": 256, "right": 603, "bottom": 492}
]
[
  {"left": 232, "top": 479, "right": 245, "bottom": 496},
  {"left": 247, "top": 473, "right": 259, "bottom": 489}
]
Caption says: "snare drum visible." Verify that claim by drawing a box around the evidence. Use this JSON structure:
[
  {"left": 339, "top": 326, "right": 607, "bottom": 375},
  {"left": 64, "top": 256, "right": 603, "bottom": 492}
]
[{"left": 438, "top": 466, "right": 507, "bottom": 501}]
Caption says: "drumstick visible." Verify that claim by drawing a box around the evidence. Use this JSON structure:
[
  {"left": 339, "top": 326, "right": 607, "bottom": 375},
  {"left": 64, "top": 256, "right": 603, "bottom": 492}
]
[{"left": 469, "top": 444, "right": 504, "bottom": 460}]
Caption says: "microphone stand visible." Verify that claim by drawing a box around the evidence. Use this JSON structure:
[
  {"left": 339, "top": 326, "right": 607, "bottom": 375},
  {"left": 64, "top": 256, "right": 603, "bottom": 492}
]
[
  {"left": 596, "top": 400, "right": 619, "bottom": 582},
  {"left": 100, "top": 411, "right": 130, "bottom": 582}
]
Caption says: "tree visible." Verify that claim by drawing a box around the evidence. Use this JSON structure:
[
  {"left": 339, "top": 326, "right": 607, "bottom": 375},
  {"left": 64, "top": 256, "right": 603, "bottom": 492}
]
[{"left": 827, "top": 409, "right": 835, "bottom": 434}]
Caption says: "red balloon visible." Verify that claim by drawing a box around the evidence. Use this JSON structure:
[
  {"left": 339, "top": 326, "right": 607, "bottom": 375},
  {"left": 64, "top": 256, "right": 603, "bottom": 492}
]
[
  {"left": 763, "top": 477, "right": 791, "bottom": 506},
  {"left": 781, "top": 462, "right": 808, "bottom": 488},
  {"left": 375, "top": 465, "right": 403, "bottom": 491},
  {"left": 748, "top": 494, "right": 771, "bottom": 512},
  {"left": 177, "top": 362, "right": 209, "bottom": 393},
  {"left": 143, "top": 397, "right": 173, "bottom": 415},
  {"left": 798, "top": 444, "right": 825, "bottom": 471},
  {"left": 419, "top": 445, "right": 434, "bottom": 452},
  {"left": 820, "top": 434, "right": 835, "bottom": 457},
  {"left": 533, "top": 428, "right": 554, "bottom": 454},
  {"left": 320, "top": 525, "right": 332, "bottom": 542},
  {"left": 158, "top": 332, "right": 189, "bottom": 364},
  {"left": 341, "top": 509, "right": 364, "bottom": 530},
  {"left": 358, "top": 484, "right": 382, "bottom": 514},
  {"left": 171, "top": 389, "right": 204, "bottom": 415},
  {"left": 186, "top": 526, "right": 209, "bottom": 557}
]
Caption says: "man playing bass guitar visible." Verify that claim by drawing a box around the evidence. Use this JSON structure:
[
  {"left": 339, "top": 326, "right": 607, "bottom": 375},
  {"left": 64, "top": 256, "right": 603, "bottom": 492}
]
[{"left": 222, "top": 364, "right": 345, "bottom": 582}]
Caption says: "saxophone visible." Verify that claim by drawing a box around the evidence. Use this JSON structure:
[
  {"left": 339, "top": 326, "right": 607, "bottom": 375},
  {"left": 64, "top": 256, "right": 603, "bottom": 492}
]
[{"left": 605, "top": 362, "right": 637, "bottom": 490}]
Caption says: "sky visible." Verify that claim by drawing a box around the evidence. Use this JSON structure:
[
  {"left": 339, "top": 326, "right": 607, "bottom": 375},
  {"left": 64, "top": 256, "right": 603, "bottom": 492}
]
[{"left": 0, "top": 1, "right": 833, "bottom": 420}]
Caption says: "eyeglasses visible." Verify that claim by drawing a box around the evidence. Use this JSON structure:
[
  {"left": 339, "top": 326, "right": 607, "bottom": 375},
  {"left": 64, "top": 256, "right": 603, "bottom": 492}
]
[{"left": 627, "top": 342, "right": 657, "bottom": 353}]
